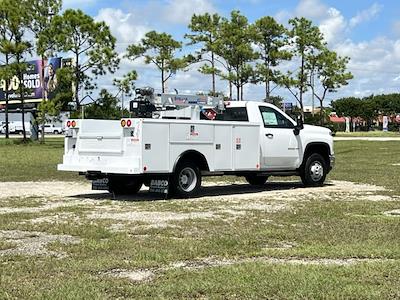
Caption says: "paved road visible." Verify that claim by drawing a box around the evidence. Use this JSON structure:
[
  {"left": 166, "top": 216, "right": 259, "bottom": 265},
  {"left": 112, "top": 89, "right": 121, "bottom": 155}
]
[{"left": 334, "top": 137, "right": 400, "bottom": 141}]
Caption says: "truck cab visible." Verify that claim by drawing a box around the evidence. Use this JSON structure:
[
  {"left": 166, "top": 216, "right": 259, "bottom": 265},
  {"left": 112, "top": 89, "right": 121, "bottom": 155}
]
[{"left": 225, "top": 101, "right": 334, "bottom": 173}]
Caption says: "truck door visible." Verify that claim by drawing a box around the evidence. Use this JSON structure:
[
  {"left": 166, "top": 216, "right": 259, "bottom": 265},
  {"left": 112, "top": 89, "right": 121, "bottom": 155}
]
[{"left": 259, "top": 106, "right": 300, "bottom": 170}]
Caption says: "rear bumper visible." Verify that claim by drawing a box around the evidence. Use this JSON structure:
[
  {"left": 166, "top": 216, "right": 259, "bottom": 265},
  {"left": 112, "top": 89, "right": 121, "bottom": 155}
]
[{"left": 58, "top": 163, "right": 141, "bottom": 174}]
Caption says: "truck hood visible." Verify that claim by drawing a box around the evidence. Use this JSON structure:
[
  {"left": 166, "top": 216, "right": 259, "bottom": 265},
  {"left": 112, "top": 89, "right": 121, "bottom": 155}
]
[{"left": 303, "top": 124, "right": 332, "bottom": 135}]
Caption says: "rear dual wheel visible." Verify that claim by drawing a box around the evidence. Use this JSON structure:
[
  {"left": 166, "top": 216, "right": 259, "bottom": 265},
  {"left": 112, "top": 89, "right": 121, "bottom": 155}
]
[
  {"left": 108, "top": 176, "right": 143, "bottom": 195},
  {"left": 171, "top": 160, "right": 201, "bottom": 198}
]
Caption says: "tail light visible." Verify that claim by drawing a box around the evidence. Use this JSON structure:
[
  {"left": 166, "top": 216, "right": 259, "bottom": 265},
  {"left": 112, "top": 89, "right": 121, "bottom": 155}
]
[
  {"left": 121, "top": 119, "right": 126, "bottom": 127},
  {"left": 66, "top": 121, "right": 71, "bottom": 128},
  {"left": 127, "top": 119, "right": 132, "bottom": 127},
  {"left": 71, "top": 120, "right": 76, "bottom": 128}
]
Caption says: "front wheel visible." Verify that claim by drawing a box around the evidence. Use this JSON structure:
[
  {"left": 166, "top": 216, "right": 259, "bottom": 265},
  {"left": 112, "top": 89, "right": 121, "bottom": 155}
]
[
  {"left": 171, "top": 161, "right": 201, "bottom": 198},
  {"left": 300, "top": 153, "right": 327, "bottom": 187}
]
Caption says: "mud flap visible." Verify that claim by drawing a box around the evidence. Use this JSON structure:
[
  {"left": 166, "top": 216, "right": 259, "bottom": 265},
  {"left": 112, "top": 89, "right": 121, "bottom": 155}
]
[
  {"left": 92, "top": 178, "right": 109, "bottom": 190},
  {"left": 149, "top": 177, "right": 169, "bottom": 196}
]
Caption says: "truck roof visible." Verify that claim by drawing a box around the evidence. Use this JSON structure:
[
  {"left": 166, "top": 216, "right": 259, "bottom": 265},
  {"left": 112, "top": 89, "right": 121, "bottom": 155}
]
[{"left": 225, "top": 100, "right": 277, "bottom": 108}]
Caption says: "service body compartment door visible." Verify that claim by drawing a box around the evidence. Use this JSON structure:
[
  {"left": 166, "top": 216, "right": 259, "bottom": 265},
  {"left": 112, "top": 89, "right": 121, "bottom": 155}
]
[
  {"left": 77, "top": 120, "right": 123, "bottom": 154},
  {"left": 141, "top": 122, "right": 170, "bottom": 173},
  {"left": 169, "top": 122, "right": 214, "bottom": 171},
  {"left": 233, "top": 125, "right": 260, "bottom": 170},
  {"left": 214, "top": 125, "right": 233, "bottom": 171}
]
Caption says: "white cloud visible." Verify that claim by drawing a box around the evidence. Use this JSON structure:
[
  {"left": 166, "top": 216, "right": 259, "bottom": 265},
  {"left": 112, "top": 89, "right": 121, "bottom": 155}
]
[
  {"left": 295, "top": 0, "right": 328, "bottom": 19},
  {"left": 349, "top": 3, "right": 383, "bottom": 28},
  {"left": 163, "top": 0, "right": 216, "bottom": 25},
  {"left": 95, "top": 8, "right": 150, "bottom": 46},
  {"left": 319, "top": 8, "right": 347, "bottom": 44},
  {"left": 332, "top": 37, "right": 400, "bottom": 97},
  {"left": 392, "top": 21, "right": 400, "bottom": 37}
]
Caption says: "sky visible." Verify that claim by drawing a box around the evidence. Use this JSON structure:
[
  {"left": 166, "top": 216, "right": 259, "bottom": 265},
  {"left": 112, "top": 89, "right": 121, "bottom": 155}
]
[{"left": 63, "top": 0, "right": 400, "bottom": 107}]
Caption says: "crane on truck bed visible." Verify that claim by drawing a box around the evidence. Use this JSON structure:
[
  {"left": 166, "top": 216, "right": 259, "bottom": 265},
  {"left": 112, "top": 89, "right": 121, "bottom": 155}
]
[
  {"left": 129, "top": 87, "right": 225, "bottom": 120},
  {"left": 58, "top": 87, "right": 335, "bottom": 198}
]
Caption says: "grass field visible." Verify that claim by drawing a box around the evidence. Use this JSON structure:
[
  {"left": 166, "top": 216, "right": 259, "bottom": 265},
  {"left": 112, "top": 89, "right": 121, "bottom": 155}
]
[
  {"left": 335, "top": 131, "right": 400, "bottom": 137},
  {"left": 0, "top": 138, "right": 399, "bottom": 299},
  {"left": 0, "top": 139, "right": 78, "bottom": 182}
]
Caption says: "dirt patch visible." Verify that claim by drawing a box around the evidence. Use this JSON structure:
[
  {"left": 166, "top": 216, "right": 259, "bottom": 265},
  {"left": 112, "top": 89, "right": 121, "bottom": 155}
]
[
  {"left": 199, "top": 180, "right": 387, "bottom": 203},
  {"left": 104, "top": 255, "right": 396, "bottom": 283},
  {"left": 104, "top": 269, "right": 154, "bottom": 282},
  {"left": 0, "top": 200, "right": 91, "bottom": 215},
  {"left": 383, "top": 209, "right": 400, "bottom": 216},
  {"left": 20, "top": 212, "right": 82, "bottom": 225},
  {"left": 0, "top": 230, "right": 80, "bottom": 258},
  {"left": 88, "top": 211, "right": 216, "bottom": 228},
  {"left": 0, "top": 181, "right": 103, "bottom": 199},
  {"left": 363, "top": 195, "right": 394, "bottom": 202},
  {"left": 0, "top": 180, "right": 386, "bottom": 202}
]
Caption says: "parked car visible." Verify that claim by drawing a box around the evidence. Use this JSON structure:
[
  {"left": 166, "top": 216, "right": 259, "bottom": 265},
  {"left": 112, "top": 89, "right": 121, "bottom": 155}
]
[{"left": 42, "top": 124, "right": 64, "bottom": 134}]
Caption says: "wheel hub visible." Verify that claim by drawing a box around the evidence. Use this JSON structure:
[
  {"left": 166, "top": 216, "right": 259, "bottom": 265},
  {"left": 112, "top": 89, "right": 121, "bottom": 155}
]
[
  {"left": 179, "top": 167, "right": 197, "bottom": 192},
  {"left": 310, "top": 162, "right": 324, "bottom": 181}
]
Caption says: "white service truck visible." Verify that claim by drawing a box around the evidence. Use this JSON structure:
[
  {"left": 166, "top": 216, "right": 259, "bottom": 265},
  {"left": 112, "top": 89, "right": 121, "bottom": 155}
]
[{"left": 58, "top": 89, "right": 335, "bottom": 197}]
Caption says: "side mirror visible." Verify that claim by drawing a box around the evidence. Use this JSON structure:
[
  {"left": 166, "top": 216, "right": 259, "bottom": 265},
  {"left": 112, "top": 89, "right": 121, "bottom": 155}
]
[{"left": 294, "top": 115, "right": 304, "bottom": 136}]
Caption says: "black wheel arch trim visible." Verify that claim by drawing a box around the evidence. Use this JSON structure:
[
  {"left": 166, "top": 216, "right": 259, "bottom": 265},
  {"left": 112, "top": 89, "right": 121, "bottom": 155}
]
[
  {"left": 173, "top": 150, "right": 210, "bottom": 173},
  {"left": 300, "top": 142, "right": 331, "bottom": 169}
]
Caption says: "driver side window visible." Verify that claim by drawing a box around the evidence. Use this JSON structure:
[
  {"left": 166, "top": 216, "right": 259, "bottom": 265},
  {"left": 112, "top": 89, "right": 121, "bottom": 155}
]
[{"left": 259, "top": 106, "right": 294, "bottom": 128}]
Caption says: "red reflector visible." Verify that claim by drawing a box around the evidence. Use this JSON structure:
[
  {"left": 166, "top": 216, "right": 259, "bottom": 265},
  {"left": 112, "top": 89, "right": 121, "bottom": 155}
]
[
  {"left": 71, "top": 120, "right": 76, "bottom": 128},
  {"left": 127, "top": 119, "right": 132, "bottom": 127},
  {"left": 143, "top": 166, "right": 147, "bottom": 172},
  {"left": 121, "top": 119, "right": 126, "bottom": 127},
  {"left": 67, "top": 121, "right": 71, "bottom": 127}
]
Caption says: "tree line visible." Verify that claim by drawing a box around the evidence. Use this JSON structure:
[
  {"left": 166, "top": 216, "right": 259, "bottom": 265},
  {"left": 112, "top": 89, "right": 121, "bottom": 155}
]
[
  {"left": 332, "top": 94, "right": 400, "bottom": 130},
  {"left": 0, "top": 0, "right": 353, "bottom": 141}
]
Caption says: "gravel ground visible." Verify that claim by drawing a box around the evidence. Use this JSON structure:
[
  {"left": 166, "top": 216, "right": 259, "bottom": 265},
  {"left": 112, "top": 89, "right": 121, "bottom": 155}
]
[{"left": 0, "top": 180, "right": 397, "bottom": 258}]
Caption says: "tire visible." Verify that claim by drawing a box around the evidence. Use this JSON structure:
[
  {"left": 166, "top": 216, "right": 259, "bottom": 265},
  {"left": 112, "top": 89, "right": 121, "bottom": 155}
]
[
  {"left": 171, "top": 160, "right": 201, "bottom": 198},
  {"left": 108, "top": 176, "right": 143, "bottom": 195},
  {"left": 245, "top": 175, "right": 268, "bottom": 186},
  {"left": 300, "top": 153, "right": 327, "bottom": 187}
]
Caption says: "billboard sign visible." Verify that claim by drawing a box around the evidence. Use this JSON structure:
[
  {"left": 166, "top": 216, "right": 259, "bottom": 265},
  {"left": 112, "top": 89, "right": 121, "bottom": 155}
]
[{"left": 0, "top": 57, "right": 63, "bottom": 102}]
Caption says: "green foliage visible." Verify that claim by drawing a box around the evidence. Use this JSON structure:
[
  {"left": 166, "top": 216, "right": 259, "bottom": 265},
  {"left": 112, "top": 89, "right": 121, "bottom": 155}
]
[
  {"left": 332, "top": 97, "right": 362, "bottom": 118},
  {"left": 84, "top": 89, "right": 122, "bottom": 120},
  {"left": 126, "top": 31, "right": 186, "bottom": 93},
  {"left": 216, "top": 11, "right": 257, "bottom": 100},
  {"left": 250, "top": 16, "right": 291, "bottom": 100},
  {"left": 333, "top": 94, "right": 400, "bottom": 131},
  {"left": 309, "top": 48, "right": 353, "bottom": 124},
  {"left": 39, "top": 9, "right": 119, "bottom": 107},
  {"left": 29, "top": 0, "right": 62, "bottom": 56},
  {"left": 113, "top": 70, "right": 137, "bottom": 97},
  {"left": 283, "top": 17, "right": 325, "bottom": 115},
  {"left": 268, "top": 95, "right": 284, "bottom": 108},
  {"left": 186, "top": 13, "right": 222, "bottom": 95}
]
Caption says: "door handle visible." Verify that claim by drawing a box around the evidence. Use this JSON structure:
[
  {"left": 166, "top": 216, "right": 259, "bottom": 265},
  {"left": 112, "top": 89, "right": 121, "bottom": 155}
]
[{"left": 265, "top": 133, "right": 274, "bottom": 138}]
